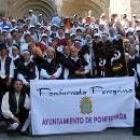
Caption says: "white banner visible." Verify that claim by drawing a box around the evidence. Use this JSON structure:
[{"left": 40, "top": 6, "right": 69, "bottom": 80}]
[{"left": 31, "top": 77, "right": 135, "bottom": 135}]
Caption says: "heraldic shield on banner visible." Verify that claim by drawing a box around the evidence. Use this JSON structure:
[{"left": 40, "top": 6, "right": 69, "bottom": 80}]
[{"left": 80, "top": 97, "right": 93, "bottom": 114}]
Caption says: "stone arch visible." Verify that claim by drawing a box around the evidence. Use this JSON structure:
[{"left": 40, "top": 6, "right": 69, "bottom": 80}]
[
  {"left": 7, "top": 0, "right": 57, "bottom": 19},
  {"left": 61, "top": 0, "right": 109, "bottom": 18}
]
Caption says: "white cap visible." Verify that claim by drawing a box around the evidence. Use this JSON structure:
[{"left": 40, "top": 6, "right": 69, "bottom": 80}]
[
  {"left": 2, "top": 29, "right": 8, "bottom": 32},
  {"left": 70, "top": 32, "right": 76, "bottom": 37},
  {"left": 36, "top": 22, "right": 41, "bottom": 26},
  {"left": 29, "top": 9, "right": 33, "bottom": 12},
  {"left": 12, "top": 46, "right": 19, "bottom": 50},
  {"left": 23, "top": 50, "right": 30, "bottom": 55},
  {"left": 51, "top": 24, "right": 59, "bottom": 28},
  {"left": 126, "top": 28, "right": 135, "bottom": 34},
  {"left": 39, "top": 14, "right": 42, "bottom": 16},
  {"left": 132, "top": 14, "right": 137, "bottom": 17},
  {"left": 3, "top": 25, "right": 10, "bottom": 30},
  {"left": 76, "top": 27, "right": 83, "bottom": 32},
  {"left": 29, "top": 25, "right": 35, "bottom": 29},
  {"left": 94, "top": 33, "right": 100, "bottom": 37},
  {"left": 41, "top": 34, "right": 48, "bottom": 38},
  {"left": 11, "top": 19, "right": 16, "bottom": 23},
  {"left": 136, "top": 27, "right": 140, "bottom": 31}
]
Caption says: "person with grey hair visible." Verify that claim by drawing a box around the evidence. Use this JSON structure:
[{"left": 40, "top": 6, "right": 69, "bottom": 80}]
[{"left": 40, "top": 47, "right": 62, "bottom": 80}]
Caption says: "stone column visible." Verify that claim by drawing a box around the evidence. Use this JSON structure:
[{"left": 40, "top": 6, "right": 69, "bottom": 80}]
[
  {"left": 130, "top": 0, "right": 140, "bottom": 17},
  {"left": 110, "top": 0, "right": 131, "bottom": 19},
  {"left": 0, "top": 0, "right": 7, "bottom": 16},
  {"left": 55, "top": 0, "right": 63, "bottom": 16}
]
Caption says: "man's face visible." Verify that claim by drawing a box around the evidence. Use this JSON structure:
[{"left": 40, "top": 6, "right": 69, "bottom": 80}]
[
  {"left": 6, "top": 38, "right": 13, "bottom": 45},
  {"left": 29, "top": 12, "right": 32, "bottom": 16},
  {"left": 46, "top": 49, "right": 55, "bottom": 59},
  {"left": 0, "top": 34, "right": 5, "bottom": 42},
  {"left": 128, "top": 35, "right": 135, "bottom": 44},
  {"left": 64, "top": 46, "right": 70, "bottom": 56},
  {"left": 70, "top": 47, "right": 79, "bottom": 58},
  {"left": 101, "top": 34, "right": 108, "bottom": 43},
  {"left": 14, "top": 81, "right": 23, "bottom": 93},
  {"left": 12, "top": 48, "right": 19, "bottom": 56},
  {"left": 23, "top": 53, "right": 30, "bottom": 62},
  {"left": 58, "top": 28, "right": 64, "bottom": 35},
  {"left": 86, "top": 35, "right": 92, "bottom": 43}
]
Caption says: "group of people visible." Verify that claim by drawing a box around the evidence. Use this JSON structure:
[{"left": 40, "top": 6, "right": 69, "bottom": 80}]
[{"left": 0, "top": 10, "right": 140, "bottom": 135}]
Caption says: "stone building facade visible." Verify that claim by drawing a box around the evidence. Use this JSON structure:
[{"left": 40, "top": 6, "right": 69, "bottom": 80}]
[{"left": 0, "top": 0, "right": 140, "bottom": 19}]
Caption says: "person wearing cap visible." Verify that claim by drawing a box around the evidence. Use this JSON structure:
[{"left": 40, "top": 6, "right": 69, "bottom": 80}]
[
  {"left": 76, "top": 28, "right": 83, "bottom": 40},
  {"left": 40, "top": 34, "right": 49, "bottom": 48},
  {"left": 5, "top": 34, "right": 13, "bottom": 56},
  {"left": 38, "top": 26, "right": 45, "bottom": 40},
  {"left": 51, "top": 13, "right": 62, "bottom": 27},
  {"left": 38, "top": 14, "right": 43, "bottom": 25},
  {"left": 99, "top": 13, "right": 108, "bottom": 26},
  {"left": 1, "top": 79, "right": 30, "bottom": 132},
  {"left": 58, "top": 45, "right": 71, "bottom": 79},
  {"left": 81, "top": 34, "right": 95, "bottom": 77},
  {"left": 135, "top": 27, "right": 140, "bottom": 43},
  {"left": 20, "top": 34, "right": 33, "bottom": 55},
  {"left": 29, "top": 25, "right": 39, "bottom": 43},
  {"left": 79, "top": 16, "right": 84, "bottom": 28},
  {"left": 0, "top": 34, "right": 5, "bottom": 43},
  {"left": 0, "top": 17, "right": 12, "bottom": 30},
  {"left": 121, "top": 14, "right": 129, "bottom": 28},
  {"left": 93, "top": 32, "right": 113, "bottom": 77},
  {"left": 126, "top": 39, "right": 140, "bottom": 136},
  {"left": 17, "top": 50, "right": 39, "bottom": 87},
  {"left": 132, "top": 14, "right": 137, "bottom": 27},
  {"left": 11, "top": 19, "right": 17, "bottom": 29},
  {"left": 50, "top": 24, "right": 58, "bottom": 39},
  {"left": 65, "top": 46, "right": 89, "bottom": 79},
  {"left": 70, "top": 20, "right": 81, "bottom": 35},
  {"left": 56, "top": 27, "right": 65, "bottom": 40},
  {"left": 10, "top": 45, "right": 21, "bottom": 80},
  {"left": 28, "top": 9, "right": 38, "bottom": 26},
  {"left": 23, "top": 24, "right": 29, "bottom": 34},
  {"left": 12, "top": 31, "right": 23, "bottom": 49},
  {"left": 40, "top": 47, "right": 62, "bottom": 80},
  {"left": 2, "top": 28, "right": 9, "bottom": 39},
  {"left": 56, "top": 27, "right": 67, "bottom": 53},
  {"left": 0, "top": 42, "right": 14, "bottom": 103},
  {"left": 75, "top": 28, "right": 86, "bottom": 47}
]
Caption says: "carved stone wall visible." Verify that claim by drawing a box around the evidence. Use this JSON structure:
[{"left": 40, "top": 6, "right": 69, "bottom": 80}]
[
  {"left": 61, "top": 0, "right": 109, "bottom": 18},
  {"left": 6, "top": 0, "right": 57, "bottom": 18},
  {"left": 0, "top": 0, "right": 140, "bottom": 19}
]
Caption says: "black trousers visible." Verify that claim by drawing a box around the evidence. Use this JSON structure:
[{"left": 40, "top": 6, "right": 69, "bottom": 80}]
[
  {"left": 133, "top": 109, "right": 140, "bottom": 135},
  {"left": 5, "top": 108, "right": 29, "bottom": 129},
  {"left": 0, "top": 78, "right": 8, "bottom": 102},
  {"left": 0, "top": 78, "right": 9, "bottom": 120}
]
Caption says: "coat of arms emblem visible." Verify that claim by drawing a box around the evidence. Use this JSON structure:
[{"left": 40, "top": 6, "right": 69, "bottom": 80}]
[{"left": 80, "top": 97, "right": 92, "bottom": 114}]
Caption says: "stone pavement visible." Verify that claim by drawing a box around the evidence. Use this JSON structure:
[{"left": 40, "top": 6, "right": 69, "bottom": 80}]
[{"left": 0, "top": 126, "right": 140, "bottom": 140}]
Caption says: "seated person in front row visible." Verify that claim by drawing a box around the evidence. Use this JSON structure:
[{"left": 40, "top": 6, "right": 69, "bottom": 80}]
[
  {"left": 1, "top": 79, "right": 30, "bottom": 132},
  {"left": 40, "top": 47, "right": 62, "bottom": 79}
]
